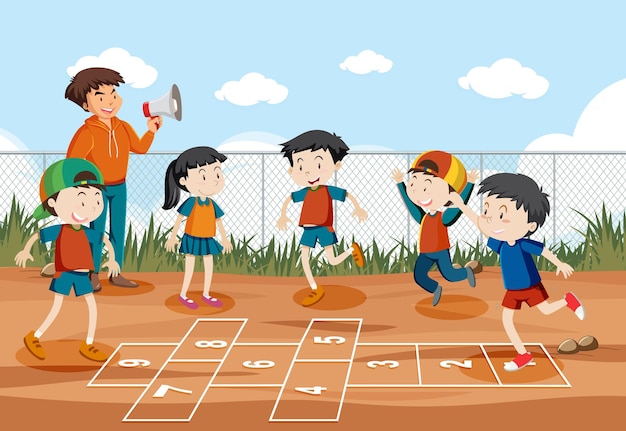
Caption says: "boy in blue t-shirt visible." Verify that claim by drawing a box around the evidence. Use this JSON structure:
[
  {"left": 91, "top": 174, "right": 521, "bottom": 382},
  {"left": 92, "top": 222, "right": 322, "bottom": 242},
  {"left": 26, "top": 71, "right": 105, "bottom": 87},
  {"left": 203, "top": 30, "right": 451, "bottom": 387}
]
[{"left": 450, "top": 173, "right": 585, "bottom": 372}]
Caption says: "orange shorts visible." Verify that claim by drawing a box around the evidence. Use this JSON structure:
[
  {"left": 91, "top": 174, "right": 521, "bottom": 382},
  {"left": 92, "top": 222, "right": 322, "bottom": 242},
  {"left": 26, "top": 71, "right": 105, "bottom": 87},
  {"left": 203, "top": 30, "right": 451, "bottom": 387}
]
[{"left": 502, "top": 282, "right": 549, "bottom": 309}]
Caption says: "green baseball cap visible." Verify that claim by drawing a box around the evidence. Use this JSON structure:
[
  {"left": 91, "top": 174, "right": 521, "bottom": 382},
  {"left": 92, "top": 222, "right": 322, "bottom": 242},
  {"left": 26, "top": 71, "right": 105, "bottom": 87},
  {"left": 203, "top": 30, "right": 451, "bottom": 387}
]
[{"left": 33, "top": 158, "right": 104, "bottom": 220}]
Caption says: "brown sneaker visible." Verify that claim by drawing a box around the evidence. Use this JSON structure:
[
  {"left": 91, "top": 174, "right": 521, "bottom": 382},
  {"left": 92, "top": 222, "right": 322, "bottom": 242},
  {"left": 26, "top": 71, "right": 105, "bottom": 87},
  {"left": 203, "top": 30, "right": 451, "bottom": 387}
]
[
  {"left": 351, "top": 242, "right": 365, "bottom": 268},
  {"left": 40, "top": 262, "right": 56, "bottom": 278},
  {"left": 109, "top": 274, "right": 138, "bottom": 288},
  {"left": 90, "top": 273, "right": 102, "bottom": 292},
  {"left": 79, "top": 341, "right": 108, "bottom": 362},
  {"left": 302, "top": 286, "right": 325, "bottom": 307},
  {"left": 24, "top": 331, "right": 46, "bottom": 360}
]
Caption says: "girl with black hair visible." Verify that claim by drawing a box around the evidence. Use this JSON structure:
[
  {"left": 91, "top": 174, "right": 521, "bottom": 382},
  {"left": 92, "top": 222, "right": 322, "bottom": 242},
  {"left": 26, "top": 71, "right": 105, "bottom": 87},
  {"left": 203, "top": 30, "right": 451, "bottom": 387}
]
[{"left": 163, "top": 146, "right": 232, "bottom": 309}]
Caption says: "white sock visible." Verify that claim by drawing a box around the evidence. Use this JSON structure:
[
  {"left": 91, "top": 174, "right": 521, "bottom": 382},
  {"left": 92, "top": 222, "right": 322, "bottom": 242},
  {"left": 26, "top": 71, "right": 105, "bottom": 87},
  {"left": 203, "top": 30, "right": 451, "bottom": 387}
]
[
  {"left": 310, "top": 283, "right": 318, "bottom": 290},
  {"left": 34, "top": 330, "right": 43, "bottom": 338},
  {"left": 86, "top": 337, "right": 94, "bottom": 345},
  {"left": 348, "top": 246, "right": 354, "bottom": 252}
]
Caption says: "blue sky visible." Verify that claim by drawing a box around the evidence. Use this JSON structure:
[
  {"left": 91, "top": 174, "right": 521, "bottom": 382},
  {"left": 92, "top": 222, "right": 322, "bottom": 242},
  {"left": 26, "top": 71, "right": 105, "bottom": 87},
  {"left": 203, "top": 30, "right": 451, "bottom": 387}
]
[{"left": 1, "top": 0, "right": 626, "bottom": 152}]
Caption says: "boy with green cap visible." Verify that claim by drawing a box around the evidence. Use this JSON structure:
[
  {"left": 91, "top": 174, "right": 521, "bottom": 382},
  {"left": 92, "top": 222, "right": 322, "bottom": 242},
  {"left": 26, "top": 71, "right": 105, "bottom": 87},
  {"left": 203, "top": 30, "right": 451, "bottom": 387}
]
[{"left": 15, "top": 158, "right": 120, "bottom": 362}]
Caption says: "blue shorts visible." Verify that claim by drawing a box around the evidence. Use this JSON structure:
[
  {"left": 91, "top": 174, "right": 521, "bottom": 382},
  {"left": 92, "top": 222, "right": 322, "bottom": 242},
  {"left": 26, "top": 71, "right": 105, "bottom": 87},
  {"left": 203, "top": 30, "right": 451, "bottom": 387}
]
[
  {"left": 300, "top": 226, "right": 338, "bottom": 248},
  {"left": 179, "top": 234, "right": 223, "bottom": 256},
  {"left": 50, "top": 271, "right": 93, "bottom": 296}
]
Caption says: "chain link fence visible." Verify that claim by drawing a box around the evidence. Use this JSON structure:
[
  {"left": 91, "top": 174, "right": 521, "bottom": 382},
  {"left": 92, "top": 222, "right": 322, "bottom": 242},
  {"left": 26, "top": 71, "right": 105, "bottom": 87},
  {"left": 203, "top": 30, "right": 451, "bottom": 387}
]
[{"left": 2, "top": 151, "right": 625, "bottom": 253}]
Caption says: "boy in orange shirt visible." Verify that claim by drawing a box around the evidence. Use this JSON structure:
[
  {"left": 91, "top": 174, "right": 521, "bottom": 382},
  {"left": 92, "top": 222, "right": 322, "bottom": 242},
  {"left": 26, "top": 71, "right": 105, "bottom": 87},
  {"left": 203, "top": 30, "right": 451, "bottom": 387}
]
[
  {"left": 277, "top": 130, "right": 367, "bottom": 306},
  {"left": 62, "top": 67, "right": 162, "bottom": 290}
]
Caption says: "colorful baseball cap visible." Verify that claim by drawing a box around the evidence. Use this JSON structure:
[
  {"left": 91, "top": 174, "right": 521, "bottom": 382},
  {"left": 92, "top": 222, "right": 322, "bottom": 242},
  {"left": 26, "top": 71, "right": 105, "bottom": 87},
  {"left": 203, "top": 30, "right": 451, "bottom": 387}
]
[
  {"left": 410, "top": 150, "right": 467, "bottom": 193},
  {"left": 33, "top": 158, "right": 104, "bottom": 220}
]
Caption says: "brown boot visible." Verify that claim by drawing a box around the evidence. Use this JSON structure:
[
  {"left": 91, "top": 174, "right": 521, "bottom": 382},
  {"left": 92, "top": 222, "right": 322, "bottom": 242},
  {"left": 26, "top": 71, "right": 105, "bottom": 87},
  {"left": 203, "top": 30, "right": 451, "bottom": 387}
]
[
  {"left": 109, "top": 274, "right": 138, "bottom": 288},
  {"left": 90, "top": 272, "right": 102, "bottom": 292}
]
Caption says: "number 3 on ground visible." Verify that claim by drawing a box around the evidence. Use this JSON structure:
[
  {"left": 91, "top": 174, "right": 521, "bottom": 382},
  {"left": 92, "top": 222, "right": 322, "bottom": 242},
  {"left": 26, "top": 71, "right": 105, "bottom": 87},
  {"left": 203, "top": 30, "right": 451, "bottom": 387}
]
[{"left": 367, "top": 360, "right": 400, "bottom": 369}]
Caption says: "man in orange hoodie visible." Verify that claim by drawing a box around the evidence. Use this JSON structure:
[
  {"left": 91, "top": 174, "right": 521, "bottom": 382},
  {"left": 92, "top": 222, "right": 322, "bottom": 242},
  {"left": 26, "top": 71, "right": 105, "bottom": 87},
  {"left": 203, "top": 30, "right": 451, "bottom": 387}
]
[{"left": 62, "top": 67, "right": 162, "bottom": 290}]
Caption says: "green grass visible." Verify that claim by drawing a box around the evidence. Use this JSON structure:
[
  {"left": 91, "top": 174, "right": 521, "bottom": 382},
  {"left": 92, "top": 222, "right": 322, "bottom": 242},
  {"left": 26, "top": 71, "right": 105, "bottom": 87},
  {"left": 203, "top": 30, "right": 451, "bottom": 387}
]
[
  {"left": 2, "top": 197, "right": 625, "bottom": 274},
  {"left": 0, "top": 197, "right": 51, "bottom": 267}
]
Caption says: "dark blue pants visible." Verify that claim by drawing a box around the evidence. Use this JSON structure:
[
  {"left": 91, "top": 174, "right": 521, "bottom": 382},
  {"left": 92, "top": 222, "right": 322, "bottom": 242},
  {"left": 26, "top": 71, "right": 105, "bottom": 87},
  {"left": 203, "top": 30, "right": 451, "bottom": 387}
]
[{"left": 413, "top": 249, "right": 468, "bottom": 293}]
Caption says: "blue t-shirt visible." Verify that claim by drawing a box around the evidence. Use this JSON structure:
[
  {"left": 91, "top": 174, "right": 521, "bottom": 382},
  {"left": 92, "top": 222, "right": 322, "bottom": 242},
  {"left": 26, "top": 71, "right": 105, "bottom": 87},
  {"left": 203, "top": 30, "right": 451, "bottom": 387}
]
[
  {"left": 487, "top": 237, "right": 544, "bottom": 290},
  {"left": 291, "top": 185, "right": 347, "bottom": 203}
]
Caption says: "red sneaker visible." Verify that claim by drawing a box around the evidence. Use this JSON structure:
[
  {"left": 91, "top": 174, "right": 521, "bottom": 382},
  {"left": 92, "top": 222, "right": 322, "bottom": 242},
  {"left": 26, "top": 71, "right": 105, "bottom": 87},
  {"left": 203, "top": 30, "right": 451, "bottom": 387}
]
[
  {"left": 565, "top": 292, "right": 585, "bottom": 320},
  {"left": 504, "top": 352, "right": 533, "bottom": 372}
]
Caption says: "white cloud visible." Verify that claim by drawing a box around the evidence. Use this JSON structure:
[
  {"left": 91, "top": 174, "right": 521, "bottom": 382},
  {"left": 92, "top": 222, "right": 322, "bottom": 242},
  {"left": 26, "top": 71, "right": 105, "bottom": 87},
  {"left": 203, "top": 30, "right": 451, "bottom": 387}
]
[
  {"left": 214, "top": 73, "right": 288, "bottom": 106},
  {"left": 67, "top": 47, "right": 158, "bottom": 88},
  {"left": 339, "top": 50, "right": 393, "bottom": 75},
  {"left": 458, "top": 58, "right": 549, "bottom": 99},
  {"left": 0, "top": 128, "right": 28, "bottom": 151},
  {"left": 526, "top": 78, "right": 626, "bottom": 151},
  {"left": 519, "top": 78, "right": 626, "bottom": 243}
]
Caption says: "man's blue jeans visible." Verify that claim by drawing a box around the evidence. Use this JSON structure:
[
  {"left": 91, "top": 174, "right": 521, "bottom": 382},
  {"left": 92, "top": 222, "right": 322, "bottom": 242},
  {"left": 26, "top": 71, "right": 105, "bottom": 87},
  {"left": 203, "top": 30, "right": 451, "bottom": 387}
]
[{"left": 90, "top": 182, "right": 126, "bottom": 272}]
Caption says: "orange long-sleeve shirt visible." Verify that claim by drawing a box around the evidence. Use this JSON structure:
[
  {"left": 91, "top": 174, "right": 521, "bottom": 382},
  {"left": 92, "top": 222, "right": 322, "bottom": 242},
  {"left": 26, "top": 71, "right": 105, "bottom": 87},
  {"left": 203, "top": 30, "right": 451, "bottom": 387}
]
[{"left": 66, "top": 116, "right": 154, "bottom": 185}]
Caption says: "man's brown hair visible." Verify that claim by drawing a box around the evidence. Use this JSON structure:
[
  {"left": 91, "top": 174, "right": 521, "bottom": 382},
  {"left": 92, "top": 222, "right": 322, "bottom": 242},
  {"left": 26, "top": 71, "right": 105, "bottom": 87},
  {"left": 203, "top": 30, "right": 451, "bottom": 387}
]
[{"left": 65, "top": 67, "right": 125, "bottom": 111}]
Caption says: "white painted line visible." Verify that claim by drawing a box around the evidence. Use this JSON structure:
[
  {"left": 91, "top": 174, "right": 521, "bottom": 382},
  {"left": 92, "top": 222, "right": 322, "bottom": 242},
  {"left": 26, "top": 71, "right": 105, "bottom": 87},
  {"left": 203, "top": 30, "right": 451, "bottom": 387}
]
[{"left": 123, "top": 318, "right": 248, "bottom": 422}]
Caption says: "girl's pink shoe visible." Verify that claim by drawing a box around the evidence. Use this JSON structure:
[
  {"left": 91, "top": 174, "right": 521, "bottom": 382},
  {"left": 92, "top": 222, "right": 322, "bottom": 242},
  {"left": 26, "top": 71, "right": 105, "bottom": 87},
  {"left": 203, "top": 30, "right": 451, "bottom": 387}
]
[
  {"left": 202, "top": 295, "right": 223, "bottom": 307},
  {"left": 178, "top": 296, "right": 198, "bottom": 309}
]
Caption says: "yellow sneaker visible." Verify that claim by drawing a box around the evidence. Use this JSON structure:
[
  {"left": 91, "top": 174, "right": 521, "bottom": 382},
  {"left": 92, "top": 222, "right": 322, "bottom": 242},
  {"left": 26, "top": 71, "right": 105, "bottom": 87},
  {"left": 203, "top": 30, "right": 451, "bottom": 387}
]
[
  {"left": 351, "top": 242, "right": 365, "bottom": 268},
  {"left": 79, "top": 341, "right": 108, "bottom": 362},
  {"left": 302, "top": 286, "right": 325, "bottom": 307},
  {"left": 24, "top": 331, "right": 45, "bottom": 360}
]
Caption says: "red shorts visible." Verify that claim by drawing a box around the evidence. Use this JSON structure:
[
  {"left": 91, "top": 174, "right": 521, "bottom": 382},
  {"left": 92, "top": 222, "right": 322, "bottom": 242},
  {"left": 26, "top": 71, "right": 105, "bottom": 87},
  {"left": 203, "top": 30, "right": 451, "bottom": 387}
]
[{"left": 502, "top": 282, "right": 549, "bottom": 309}]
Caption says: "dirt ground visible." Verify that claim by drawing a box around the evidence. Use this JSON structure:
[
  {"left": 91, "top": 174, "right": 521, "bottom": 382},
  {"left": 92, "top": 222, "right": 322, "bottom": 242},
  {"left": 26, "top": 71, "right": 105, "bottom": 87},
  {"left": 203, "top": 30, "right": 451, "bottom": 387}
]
[{"left": 1, "top": 266, "right": 625, "bottom": 430}]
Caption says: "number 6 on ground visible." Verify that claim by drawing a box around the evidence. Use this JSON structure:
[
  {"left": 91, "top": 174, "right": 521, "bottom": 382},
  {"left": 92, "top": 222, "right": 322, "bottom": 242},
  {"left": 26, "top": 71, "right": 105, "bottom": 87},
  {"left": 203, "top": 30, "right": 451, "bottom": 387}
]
[{"left": 242, "top": 360, "right": 275, "bottom": 369}]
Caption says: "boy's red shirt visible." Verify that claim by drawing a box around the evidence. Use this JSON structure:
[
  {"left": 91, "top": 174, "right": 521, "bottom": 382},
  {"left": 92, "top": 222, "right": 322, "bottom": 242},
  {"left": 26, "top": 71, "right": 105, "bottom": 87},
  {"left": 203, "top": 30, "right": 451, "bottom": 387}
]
[
  {"left": 54, "top": 225, "right": 94, "bottom": 275},
  {"left": 418, "top": 212, "right": 450, "bottom": 253}
]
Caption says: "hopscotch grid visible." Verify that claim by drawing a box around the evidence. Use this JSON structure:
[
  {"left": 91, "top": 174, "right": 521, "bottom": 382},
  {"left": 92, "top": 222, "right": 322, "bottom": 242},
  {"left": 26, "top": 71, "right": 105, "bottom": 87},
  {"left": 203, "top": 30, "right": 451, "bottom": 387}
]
[
  {"left": 93, "top": 323, "right": 571, "bottom": 424},
  {"left": 357, "top": 342, "right": 421, "bottom": 346},
  {"left": 211, "top": 384, "right": 283, "bottom": 388},
  {"left": 87, "top": 342, "right": 179, "bottom": 388},
  {"left": 538, "top": 343, "right": 571, "bottom": 387},
  {"left": 335, "top": 318, "right": 363, "bottom": 422},
  {"left": 233, "top": 342, "right": 300, "bottom": 346},
  {"left": 415, "top": 344, "right": 422, "bottom": 385},
  {"left": 480, "top": 344, "right": 502, "bottom": 385},
  {"left": 269, "top": 318, "right": 317, "bottom": 422},
  {"left": 123, "top": 318, "right": 248, "bottom": 423},
  {"left": 186, "top": 319, "right": 249, "bottom": 421},
  {"left": 269, "top": 318, "right": 363, "bottom": 423}
]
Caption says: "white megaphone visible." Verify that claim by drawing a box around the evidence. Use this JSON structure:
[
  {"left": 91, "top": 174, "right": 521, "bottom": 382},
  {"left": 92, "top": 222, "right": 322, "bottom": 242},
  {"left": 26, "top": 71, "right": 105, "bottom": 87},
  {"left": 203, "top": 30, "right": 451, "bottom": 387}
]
[{"left": 142, "top": 84, "right": 182, "bottom": 129}]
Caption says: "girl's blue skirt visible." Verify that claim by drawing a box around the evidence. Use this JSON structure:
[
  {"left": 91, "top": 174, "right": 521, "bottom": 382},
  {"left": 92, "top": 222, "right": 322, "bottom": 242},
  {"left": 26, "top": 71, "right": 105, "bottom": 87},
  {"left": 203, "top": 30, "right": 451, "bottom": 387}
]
[{"left": 179, "top": 234, "right": 224, "bottom": 256}]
